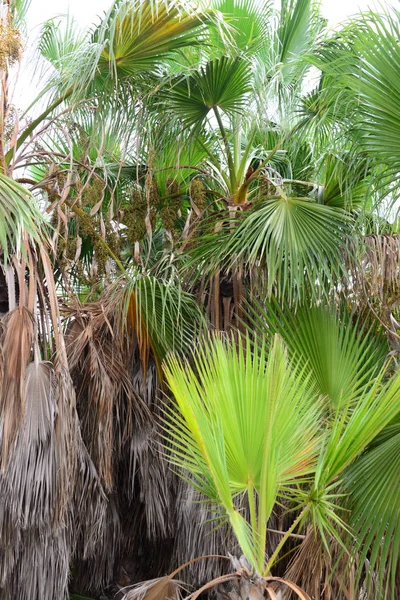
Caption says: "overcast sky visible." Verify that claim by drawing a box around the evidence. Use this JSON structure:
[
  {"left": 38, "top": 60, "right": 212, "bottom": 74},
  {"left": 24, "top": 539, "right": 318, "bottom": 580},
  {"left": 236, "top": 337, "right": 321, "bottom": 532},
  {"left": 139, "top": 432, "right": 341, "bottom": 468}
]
[{"left": 26, "top": 0, "right": 388, "bottom": 30}]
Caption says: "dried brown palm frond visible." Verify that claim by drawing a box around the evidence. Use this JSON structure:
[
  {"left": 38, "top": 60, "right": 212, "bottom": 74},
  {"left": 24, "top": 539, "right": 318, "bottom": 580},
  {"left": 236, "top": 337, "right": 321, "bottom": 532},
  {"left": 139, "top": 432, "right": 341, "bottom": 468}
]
[
  {"left": 66, "top": 301, "right": 151, "bottom": 491},
  {"left": 347, "top": 234, "right": 400, "bottom": 351},
  {"left": 72, "top": 493, "right": 122, "bottom": 595},
  {"left": 358, "top": 234, "right": 400, "bottom": 300},
  {"left": 285, "top": 526, "right": 363, "bottom": 600},
  {"left": 0, "top": 356, "right": 78, "bottom": 600},
  {"left": 0, "top": 307, "right": 33, "bottom": 465},
  {"left": 71, "top": 434, "right": 108, "bottom": 561},
  {"left": 123, "top": 575, "right": 186, "bottom": 600},
  {"left": 167, "top": 482, "right": 238, "bottom": 587},
  {"left": 121, "top": 558, "right": 310, "bottom": 600},
  {"left": 2, "top": 527, "right": 70, "bottom": 600},
  {"left": 121, "top": 556, "right": 232, "bottom": 600}
]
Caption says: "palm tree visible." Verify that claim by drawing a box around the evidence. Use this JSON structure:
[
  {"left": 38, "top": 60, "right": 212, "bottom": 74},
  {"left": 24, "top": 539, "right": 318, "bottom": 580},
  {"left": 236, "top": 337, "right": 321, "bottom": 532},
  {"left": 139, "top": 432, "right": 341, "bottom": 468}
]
[
  {"left": 0, "top": 0, "right": 399, "bottom": 599},
  {"left": 162, "top": 330, "right": 400, "bottom": 599}
]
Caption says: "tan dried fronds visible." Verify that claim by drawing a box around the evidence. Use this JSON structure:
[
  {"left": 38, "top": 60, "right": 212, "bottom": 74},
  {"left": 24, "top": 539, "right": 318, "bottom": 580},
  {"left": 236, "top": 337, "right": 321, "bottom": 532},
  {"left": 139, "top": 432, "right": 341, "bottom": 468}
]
[
  {"left": 348, "top": 234, "right": 400, "bottom": 350},
  {"left": 357, "top": 234, "right": 400, "bottom": 300},
  {"left": 0, "top": 307, "right": 33, "bottom": 466},
  {"left": 0, "top": 359, "right": 85, "bottom": 600},
  {"left": 65, "top": 302, "right": 150, "bottom": 491},
  {"left": 72, "top": 495, "right": 121, "bottom": 594},
  {"left": 123, "top": 576, "right": 184, "bottom": 600},
  {"left": 286, "top": 526, "right": 357, "bottom": 600}
]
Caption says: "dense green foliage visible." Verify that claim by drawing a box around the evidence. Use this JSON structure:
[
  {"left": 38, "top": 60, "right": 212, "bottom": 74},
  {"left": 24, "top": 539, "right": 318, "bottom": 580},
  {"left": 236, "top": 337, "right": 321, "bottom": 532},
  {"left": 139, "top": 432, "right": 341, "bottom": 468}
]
[{"left": 0, "top": 0, "right": 399, "bottom": 599}]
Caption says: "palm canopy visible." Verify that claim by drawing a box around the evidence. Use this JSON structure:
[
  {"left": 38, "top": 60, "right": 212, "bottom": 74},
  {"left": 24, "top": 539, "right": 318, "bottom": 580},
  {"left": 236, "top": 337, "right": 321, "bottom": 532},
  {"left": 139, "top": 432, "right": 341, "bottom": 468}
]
[{"left": 1, "top": 1, "right": 400, "bottom": 599}]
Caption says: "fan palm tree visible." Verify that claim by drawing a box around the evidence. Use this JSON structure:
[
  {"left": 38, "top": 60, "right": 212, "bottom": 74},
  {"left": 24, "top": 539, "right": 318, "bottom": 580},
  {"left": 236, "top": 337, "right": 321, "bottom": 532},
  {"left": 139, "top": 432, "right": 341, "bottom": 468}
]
[
  {"left": 0, "top": 1, "right": 400, "bottom": 599},
  {"left": 160, "top": 331, "right": 400, "bottom": 600}
]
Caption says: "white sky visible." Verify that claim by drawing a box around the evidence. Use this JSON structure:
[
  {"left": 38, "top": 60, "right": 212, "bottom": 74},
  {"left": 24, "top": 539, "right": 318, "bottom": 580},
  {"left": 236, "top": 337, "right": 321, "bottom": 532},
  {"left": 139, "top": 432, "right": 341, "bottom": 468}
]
[{"left": 26, "top": 0, "right": 391, "bottom": 30}]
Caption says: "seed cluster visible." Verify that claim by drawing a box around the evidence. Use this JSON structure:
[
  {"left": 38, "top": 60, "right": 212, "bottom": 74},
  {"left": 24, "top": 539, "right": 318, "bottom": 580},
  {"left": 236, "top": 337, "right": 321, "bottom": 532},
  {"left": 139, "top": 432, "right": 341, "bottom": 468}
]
[
  {"left": 161, "top": 177, "right": 181, "bottom": 232},
  {"left": 124, "top": 185, "right": 148, "bottom": 245},
  {"left": 0, "top": 17, "right": 22, "bottom": 71},
  {"left": 81, "top": 178, "right": 104, "bottom": 209},
  {"left": 190, "top": 178, "right": 207, "bottom": 211}
]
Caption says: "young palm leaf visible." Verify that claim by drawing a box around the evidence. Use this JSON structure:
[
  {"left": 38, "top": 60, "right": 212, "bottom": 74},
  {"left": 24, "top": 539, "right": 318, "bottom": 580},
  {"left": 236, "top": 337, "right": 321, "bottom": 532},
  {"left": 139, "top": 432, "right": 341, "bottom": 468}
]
[{"left": 164, "top": 335, "right": 321, "bottom": 574}]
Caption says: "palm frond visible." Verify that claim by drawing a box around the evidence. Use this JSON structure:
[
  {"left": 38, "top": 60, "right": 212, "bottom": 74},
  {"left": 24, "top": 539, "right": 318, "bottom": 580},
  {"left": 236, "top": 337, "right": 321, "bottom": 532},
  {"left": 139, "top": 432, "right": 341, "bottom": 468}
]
[
  {"left": 188, "top": 196, "right": 351, "bottom": 304},
  {"left": 209, "top": 0, "right": 273, "bottom": 55},
  {"left": 164, "top": 334, "right": 320, "bottom": 573},
  {"left": 245, "top": 300, "right": 388, "bottom": 408},
  {"left": 117, "top": 273, "right": 205, "bottom": 371},
  {"left": 312, "top": 10, "right": 400, "bottom": 191},
  {"left": 167, "top": 56, "right": 251, "bottom": 129},
  {"left": 274, "top": 0, "right": 323, "bottom": 85},
  {"left": 0, "top": 175, "right": 44, "bottom": 264},
  {"left": 97, "top": 0, "right": 208, "bottom": 79},
  {"left": 343, "top": 422, "right": 400, "bottom": 598}
]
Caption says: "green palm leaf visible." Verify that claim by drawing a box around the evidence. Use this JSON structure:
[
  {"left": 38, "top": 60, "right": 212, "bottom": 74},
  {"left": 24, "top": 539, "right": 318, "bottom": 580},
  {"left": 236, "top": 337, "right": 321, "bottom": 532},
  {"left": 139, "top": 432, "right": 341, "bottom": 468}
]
[
  {"left": 320, "top": 153, "right": 370, "bottom": 209},
  {"left": 189, "top": 196, "right": 351, "bottom": 303},
  {"left": 210, "top": 0, "right": 273, "bottom": 55},
  {"left": 0, "top": 175, "right": 44, "bottom": 264},
  {"left": 97, "top": 0, "right": 207, "bottom": 78},
  {"left": 167, "top": 56, "right": 251, "bottom": 128},
  {"left": 311, "top": 370, "right": 400, "bottom": 541},
  {"left": 164, "top": 335, "right": 320, "bottom": 573},
  {"left": 313, "top": 10, "right": 400, "bottom": 188},
  {"left": 245, "top": 301, "right": 388, "bottom": 408},
  {"left": 274, "top": 0, "right": 321, "bottom": 85},
  {"left": 100, "top": 273, "right": 206, "bottom": 373},
  {"left": 344, "top": 422, "right": 400, "bottom": 598}
]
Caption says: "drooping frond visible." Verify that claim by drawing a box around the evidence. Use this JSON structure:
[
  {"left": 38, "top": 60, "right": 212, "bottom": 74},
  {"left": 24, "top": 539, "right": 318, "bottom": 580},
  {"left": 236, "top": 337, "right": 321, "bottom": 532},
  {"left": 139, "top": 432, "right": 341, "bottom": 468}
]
[{"left": 0, "top": 175, "right": 44, "bottom": 264}]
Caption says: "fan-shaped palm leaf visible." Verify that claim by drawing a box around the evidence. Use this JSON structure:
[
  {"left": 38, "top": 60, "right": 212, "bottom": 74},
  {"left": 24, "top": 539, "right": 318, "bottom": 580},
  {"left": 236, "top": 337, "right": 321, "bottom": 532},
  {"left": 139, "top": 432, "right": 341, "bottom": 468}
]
[
  {"left": 245, "top": 301, "right": 388, "bottom": 408},
  {"left": 312, "top": 10, "right": 400, "bottom": 189},
  {"left": 209, "top": 0, "right": 273, "bottom": 55},
  {"left": 97, "top": 0, "right": 208, "bottom": 78},
  {"left": 188, "top": 196, "right": 351, "bottom": 303},
  {"left": 167, "top": 56, "right": 251, "bottom": 129},
  {"left": 343, "top": 422, "right": 400, "bottom": 598},
  {"left": 100, "top": 273, "right": 205, "bottom": 375},
  {"left": 165, "top": 335, "right": 320, "bottom": 573}
]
